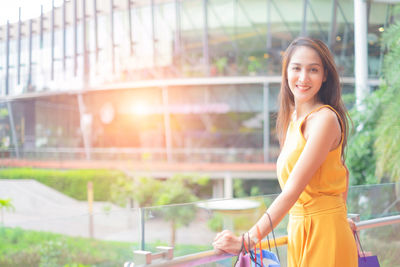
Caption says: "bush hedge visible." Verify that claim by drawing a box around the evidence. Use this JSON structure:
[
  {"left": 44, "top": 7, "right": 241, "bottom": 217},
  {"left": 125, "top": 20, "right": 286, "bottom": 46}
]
[{"left": 0, "top": 168, "right": 130, "bottom": 201}]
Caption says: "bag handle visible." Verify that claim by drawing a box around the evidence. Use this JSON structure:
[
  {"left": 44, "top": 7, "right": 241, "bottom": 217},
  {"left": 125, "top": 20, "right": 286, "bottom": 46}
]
[
  {"left": 241, "top": 212, "right": 281, "bottom": 267},
  {"left": 354, "top": 231, "right": 367, "bottom": 259},
  {"left": 256, "top": 225, "right": 263, "bottom": 265},
  {"left": 265, "top": 234, "right": 272, "bottom": 251},
  {"left": 233, "top": 234, "right": 245, "bottom": 266},
  {"left": 244, "top": 232, "right": 263, "bottom": 267},
  {"left": 235, "top": 233, "right": 262, "bottom": 267},
  {"left": 265, "top": 211, "right": 281, "bottom": 262}
]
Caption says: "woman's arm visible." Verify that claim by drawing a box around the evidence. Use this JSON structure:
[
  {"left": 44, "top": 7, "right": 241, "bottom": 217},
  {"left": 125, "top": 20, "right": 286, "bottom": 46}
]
[{"left": 213, "top": 109, "right": 342, "bottom": 254}]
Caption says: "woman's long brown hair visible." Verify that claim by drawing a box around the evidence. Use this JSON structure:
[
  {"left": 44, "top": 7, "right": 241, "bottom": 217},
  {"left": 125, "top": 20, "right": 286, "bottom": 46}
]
[{"left": 276, "top": 37, "right": 350, "bottom": 159}]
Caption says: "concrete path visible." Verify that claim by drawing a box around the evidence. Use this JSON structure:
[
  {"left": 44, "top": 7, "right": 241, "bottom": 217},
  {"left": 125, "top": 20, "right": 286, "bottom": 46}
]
[{"left": 0, "top": 179, "right": 216, "bottom": 246}]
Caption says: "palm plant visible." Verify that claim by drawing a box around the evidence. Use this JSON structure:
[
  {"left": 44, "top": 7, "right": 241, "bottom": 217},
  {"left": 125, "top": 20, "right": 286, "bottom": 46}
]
[{"left": 375, "top": 21, "right": 400, "bottom": 182}]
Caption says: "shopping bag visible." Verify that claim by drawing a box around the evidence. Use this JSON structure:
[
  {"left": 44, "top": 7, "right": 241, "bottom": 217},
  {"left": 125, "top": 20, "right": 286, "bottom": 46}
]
[
  {"left": 355, "top": 232, "right": 380, "bottom": 267},
  {"left": 251, "top": 249, "right": 280, "bottom": 267},
  {"left": 234, "top": 251, "right": 252, "bottom": 267},
  {"left": 233, "top": 234, "right": 252, "bottom": 267},
  {"left": 358, "top": 254, "right": 380, "bottom": 267}
]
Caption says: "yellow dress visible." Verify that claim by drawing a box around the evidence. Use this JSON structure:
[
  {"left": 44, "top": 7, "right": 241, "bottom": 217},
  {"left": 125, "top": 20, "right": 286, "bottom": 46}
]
[{"left": 276, "top": 105, "right": 358, "bottom": 267}]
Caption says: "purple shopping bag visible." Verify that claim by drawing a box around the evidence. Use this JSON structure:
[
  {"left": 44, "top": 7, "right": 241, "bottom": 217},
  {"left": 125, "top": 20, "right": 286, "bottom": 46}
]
[
  {"left": 358, "top": 255, "right": 380, "bottom": 267},
  {"left": 234, "top": 251, "right": 251, "bottom": 267},
  {"left": 355, "top": 232, "right": 380, "bottom": 267}
]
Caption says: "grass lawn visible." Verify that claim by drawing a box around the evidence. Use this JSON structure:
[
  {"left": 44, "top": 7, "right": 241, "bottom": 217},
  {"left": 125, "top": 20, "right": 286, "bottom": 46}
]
[{"left": 0, "top": 227, "right": 212, "bottom": 267}]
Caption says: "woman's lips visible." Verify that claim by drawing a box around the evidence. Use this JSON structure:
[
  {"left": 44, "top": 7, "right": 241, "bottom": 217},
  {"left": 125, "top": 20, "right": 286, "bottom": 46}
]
[{"left": 296, "top": 85, "right": 311, "bottom": 91}]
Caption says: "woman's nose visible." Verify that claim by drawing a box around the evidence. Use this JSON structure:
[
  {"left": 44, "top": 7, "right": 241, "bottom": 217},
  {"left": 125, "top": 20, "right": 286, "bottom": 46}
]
[{"left": 299, "top": 70, "right": 309, "bottom": 82}]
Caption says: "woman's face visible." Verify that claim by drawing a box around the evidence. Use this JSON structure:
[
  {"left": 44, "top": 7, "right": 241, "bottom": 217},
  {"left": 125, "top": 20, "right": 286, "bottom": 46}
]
[{"left": 287, "top": 46, "right": 326, "bottom": 105}]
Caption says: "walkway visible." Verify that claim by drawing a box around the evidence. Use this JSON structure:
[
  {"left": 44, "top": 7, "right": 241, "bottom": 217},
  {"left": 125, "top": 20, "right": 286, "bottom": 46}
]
[{"left": 0, "top": 179, "right": 216, "bottom": 245}]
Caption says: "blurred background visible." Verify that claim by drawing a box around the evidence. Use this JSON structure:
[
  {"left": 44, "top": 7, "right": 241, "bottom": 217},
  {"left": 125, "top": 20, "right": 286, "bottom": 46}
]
[{"left": 0, "top": 0, "right": 391, "bottom": 165}]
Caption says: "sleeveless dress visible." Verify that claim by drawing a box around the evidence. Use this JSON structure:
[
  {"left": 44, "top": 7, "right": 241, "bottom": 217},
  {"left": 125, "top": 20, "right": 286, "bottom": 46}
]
[{"left": 276, "top": 105, "right": 358, "bottom": 267}]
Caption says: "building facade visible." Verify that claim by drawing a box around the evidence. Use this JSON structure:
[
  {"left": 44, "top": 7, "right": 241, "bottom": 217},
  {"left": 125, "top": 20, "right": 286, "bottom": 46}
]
[{"left": 0, "top": 0, "right": 398, "bottom": 163}]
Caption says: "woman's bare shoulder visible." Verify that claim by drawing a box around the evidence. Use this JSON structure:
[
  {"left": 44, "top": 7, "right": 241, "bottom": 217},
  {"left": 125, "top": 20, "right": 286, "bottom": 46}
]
[
  {"left": 312, "top": 107, "right": 340, "bottom": 127},
  {"left": 304, "top": 106, "right": 341, "bottom": 140}
]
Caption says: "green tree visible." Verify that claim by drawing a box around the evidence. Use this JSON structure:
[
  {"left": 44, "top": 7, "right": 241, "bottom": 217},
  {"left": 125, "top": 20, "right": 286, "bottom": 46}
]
[
  {"left": 111, "top": 174, "right": 210, "bottom": 246},
  {"left": 346, "top": 91, "right": 382, "bottom": 185},
  {"left": 0, "top": 198, "right": 15, "bottom": 225},
  {"left": 155, "top": 176, "right": 199, "bottom": 246},
  {"left": 346, "top": 10, "right": 400, "bottom": 186},
  {"left": 111, "top": 176, "right": 162, "bottom": 208},
  {"left": 233, "top": 179, "right": 262, "bottom": 198},
  {"left": 375, "top": 21, "right": 400, "bottom": 182}
]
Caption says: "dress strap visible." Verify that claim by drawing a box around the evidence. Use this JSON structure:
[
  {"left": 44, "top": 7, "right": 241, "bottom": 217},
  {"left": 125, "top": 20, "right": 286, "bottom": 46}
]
[{"left": 299, "top": 105, "right": 344, "bottom": 143}]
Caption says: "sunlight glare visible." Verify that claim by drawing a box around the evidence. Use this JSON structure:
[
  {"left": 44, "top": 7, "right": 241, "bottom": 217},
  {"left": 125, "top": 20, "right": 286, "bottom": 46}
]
[
  {"left": 0, "top": 0, "right": 63, "bottom": 25},
  {"left": 131, "top": 102, "right": 151, "bottom": 116}
]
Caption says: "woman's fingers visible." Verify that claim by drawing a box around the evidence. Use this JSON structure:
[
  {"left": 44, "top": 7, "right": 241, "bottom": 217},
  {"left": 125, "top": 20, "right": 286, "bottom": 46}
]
[
  {"left": 213, "top": 229, "right": 232, "bottom": 241},
  {"left": 347, "top": 218, "right": 357, "bottom": 231},
  {"left": 213, "top": 232, "right": 221, "bottom": 242},
  {"left": 212, "top": 231, "right": 242, "bottom": 255},
  {"left": 212, "top": 231, "right": 230, "bottom": 250}
]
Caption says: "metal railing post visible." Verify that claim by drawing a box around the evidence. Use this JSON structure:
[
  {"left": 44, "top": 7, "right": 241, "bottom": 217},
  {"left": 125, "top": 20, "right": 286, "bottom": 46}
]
[
  {"left": 17, "top": 8, "right": 22, "bottom": 85},
  {"left": 131, "top": 247, "right": 174, "bottom": 266},
  {"left": 202, "top": 0, "right": 209, "bottom": 76},
  {"left": 139, "top": 207, "right": 145, "bottom": 250},
  {"left": 7, "top": 101, "right": 20, "bottom": 158},
  {"left": 110, "top": 0, "right": 116, "bottom": 74},
  {"left": 263, "top": 82, "right": 270, "bottom": 163}
]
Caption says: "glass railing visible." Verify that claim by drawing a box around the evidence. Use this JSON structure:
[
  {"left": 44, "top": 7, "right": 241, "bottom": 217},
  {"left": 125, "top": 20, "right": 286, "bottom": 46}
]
[
  {"left": 141, "top": 194, "right": 287, "bottom": 259},
  {"left": 0, "top": 147, "right": 270, "bottom": 163},
  {"left": 348, "top": 183, "right": 400, "bottom": 220},
  {"left": 347, "top": 183, "right": 400, "bottom": 267},
  {"left": 0, "top": 208, "right": 141, "bottom": 266},
  {"left": 0, "top": 182, "right": 399, "bottom": 266}
]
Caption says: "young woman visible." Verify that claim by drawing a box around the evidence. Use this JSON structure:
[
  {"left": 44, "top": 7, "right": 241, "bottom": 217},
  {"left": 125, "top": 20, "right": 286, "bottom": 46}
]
[{"left": 212, "top": 37, "right": 358, "bottom": 266}]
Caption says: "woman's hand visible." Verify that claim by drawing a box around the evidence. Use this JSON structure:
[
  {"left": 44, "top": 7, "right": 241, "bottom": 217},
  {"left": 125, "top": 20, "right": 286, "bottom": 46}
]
[
  {"left": 347, "top": 218, "right": 357, "bottom": 232},
  {"left": 212, "top": 230, "right": 242, "bottom": 255}
]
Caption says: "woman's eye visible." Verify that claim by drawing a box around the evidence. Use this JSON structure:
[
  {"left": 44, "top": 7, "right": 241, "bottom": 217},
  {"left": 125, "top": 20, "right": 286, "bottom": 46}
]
[
  {"left": 292, "top": 67, "right": 300, "bottom": 71},
  {"left": 311, "top": 68, "right": 318, "bottom": 72}
]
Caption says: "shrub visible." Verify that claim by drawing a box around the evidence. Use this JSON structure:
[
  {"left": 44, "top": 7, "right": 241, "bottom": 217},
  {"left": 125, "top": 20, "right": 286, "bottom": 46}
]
[{"left": 0, "top": 168, "right": 130, "bottom": 201}]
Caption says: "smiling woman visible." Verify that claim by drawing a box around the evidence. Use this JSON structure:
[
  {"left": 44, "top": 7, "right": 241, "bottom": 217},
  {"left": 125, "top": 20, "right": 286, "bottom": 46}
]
[{"left": 212, "top": 37, "right": 357, "bottom": 267}]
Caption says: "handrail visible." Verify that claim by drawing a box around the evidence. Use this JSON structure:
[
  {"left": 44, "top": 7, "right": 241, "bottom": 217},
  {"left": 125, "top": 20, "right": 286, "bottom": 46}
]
[
  {"left": 355, "top": 215, "right": 400, "bottom": 231},
  {"left": 261, "top": 236, "right": 288, "bottom": 249},
  {"left": 129, "top": 237, "right": 290, "bottom": 267},
  {"left": 127, "top": 214, "right": 400, "bottom": 267},
  {"left": 132, "top": 250, "right": 233, "bottom": 267}
]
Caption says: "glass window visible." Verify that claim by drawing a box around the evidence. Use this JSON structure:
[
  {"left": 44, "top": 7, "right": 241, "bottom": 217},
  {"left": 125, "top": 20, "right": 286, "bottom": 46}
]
[{"left": 0, "top": 39, "right": 4, "bottom": 95}]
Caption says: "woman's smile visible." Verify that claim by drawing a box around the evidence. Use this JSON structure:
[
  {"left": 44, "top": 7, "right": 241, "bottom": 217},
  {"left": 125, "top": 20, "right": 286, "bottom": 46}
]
[{"left": 296, "top": 84, "right": 312, "bottom": 92}]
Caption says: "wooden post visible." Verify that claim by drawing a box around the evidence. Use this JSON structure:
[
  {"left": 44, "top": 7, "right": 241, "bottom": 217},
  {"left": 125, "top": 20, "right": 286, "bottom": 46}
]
[{"left": 88, "top": 181, "right": 94, "bottom": 238}]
